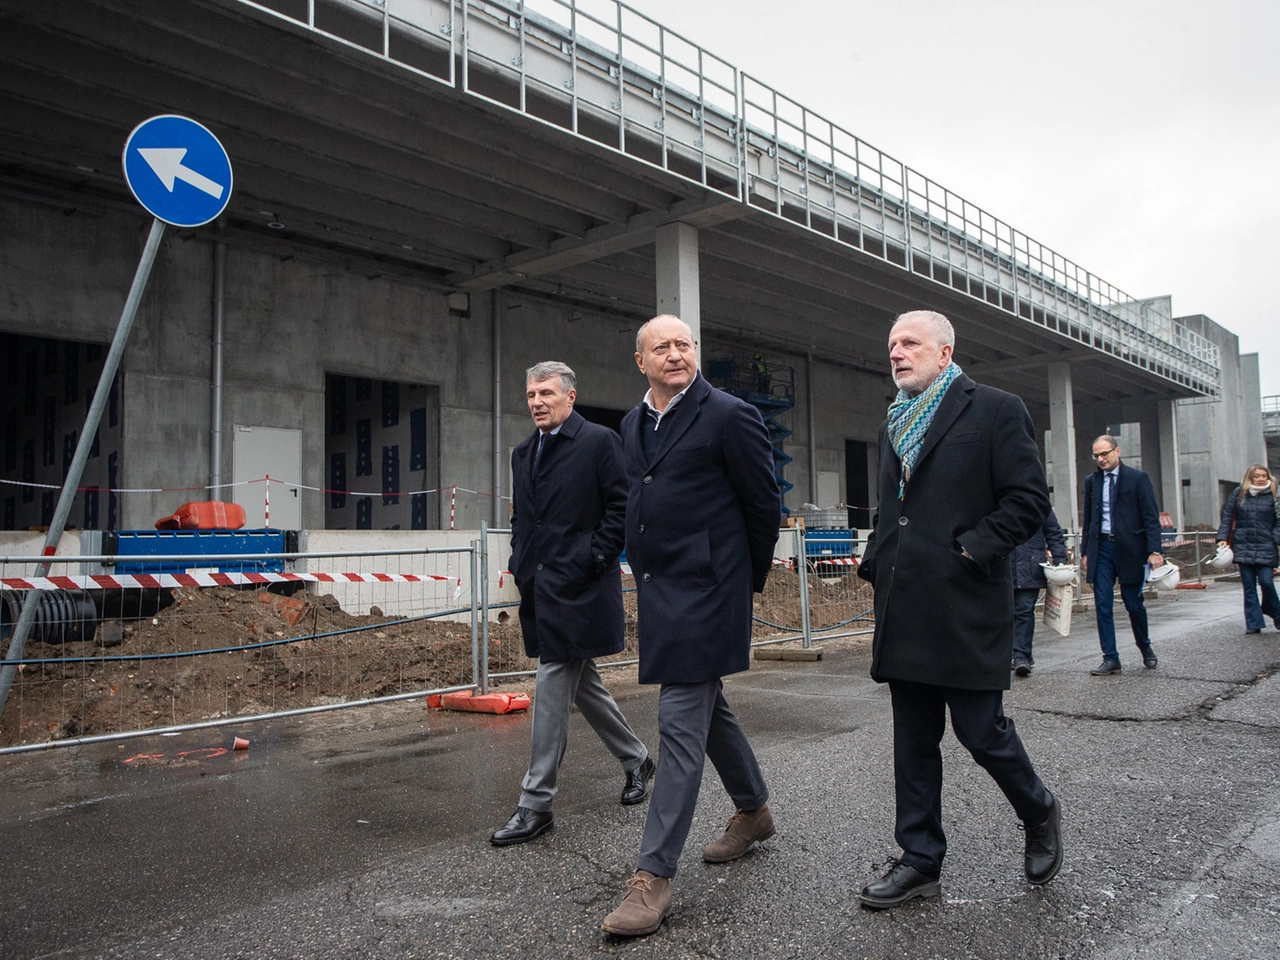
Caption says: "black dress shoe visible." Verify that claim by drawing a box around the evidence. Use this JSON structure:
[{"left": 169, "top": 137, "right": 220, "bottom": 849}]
[
  {"left": 1139, "top": 644, "right": 1158, "bottom": 668},
  {"left": 859, "top": 859, "right": 941, "bottom": 909},
  {"left": 489, "top": 806, "right": 553, "bottom": 846},
  {"left": 1013, "top": 659, "right": 1032, "bottom": 678},
  {"left": 1090, "top": 659, "right": 1121, "bottom": 676},
  {"left": 620, "top": 756, "right": 656, "bottom": 806},
  {"left": 1023, "top": 794, "right": 1063, "bottom": 885}
]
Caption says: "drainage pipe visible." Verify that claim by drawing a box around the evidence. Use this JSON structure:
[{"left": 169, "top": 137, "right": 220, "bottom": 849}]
[
  {"left": 492, "top": 290, "right": 503, "bottom": 526},
  {"left": 210, "top": 222, "right": 226, "bottom": 499},
  {"left": 806, "top": 351, "right": 818, "bottom": 503}
]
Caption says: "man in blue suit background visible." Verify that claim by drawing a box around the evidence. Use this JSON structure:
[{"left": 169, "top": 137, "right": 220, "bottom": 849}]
[
  {"left": 1080, "top": 434, "right": 1165, "bottom": 676},
  {"left": 601, "top": 315, "right": 782, "bottom": 937}
]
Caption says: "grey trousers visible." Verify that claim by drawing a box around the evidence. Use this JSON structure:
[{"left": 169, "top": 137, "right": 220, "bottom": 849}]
[
  {"left": 519, "top": 657, "right": 648, "bottom": 812},
  {"left": 636, "top": 679, "right": 769, "bottom": 878}
]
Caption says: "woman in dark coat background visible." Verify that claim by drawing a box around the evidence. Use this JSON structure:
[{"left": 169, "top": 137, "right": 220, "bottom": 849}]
[
  {"left": 1216, "top": 463, "right": 1280, "bottom": 634},
  {"left": 1010, "top": 509, "right": 1069, "bottom": 676}
]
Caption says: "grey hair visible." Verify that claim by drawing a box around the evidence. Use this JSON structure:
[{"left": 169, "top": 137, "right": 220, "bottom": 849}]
[
  {"left": 635, "top": 314, "right": 691, "bottom": 354},
  {"left": 1093, "top": 434, "right": 1119, "bottom": 451},
  {"left": 893, "top": 310, "right": 955, "bottom": 348},
  {"left": 525, "top": 361, "right": 576, "bottom": 393}
]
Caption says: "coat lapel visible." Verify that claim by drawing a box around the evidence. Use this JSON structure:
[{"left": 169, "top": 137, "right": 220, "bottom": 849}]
[
  {"left": 912, "top": 373, "right": 973, "bottom": 471},
  {"left": 645, "top": 374, "right": 707, "bottom": 470}
]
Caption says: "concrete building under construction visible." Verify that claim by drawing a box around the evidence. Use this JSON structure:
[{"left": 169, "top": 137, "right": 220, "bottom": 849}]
[{"left": 0, "top": 0, "right": 1267, "bottom": 540}]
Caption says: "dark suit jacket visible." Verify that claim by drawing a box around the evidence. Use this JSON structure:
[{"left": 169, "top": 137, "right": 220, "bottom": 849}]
[
  {"left": 621, "top": 373, "right": 781, "bottom": 685},
  {"left": 857, "top": 373, "right": 1050, "bottom": 690},
  {"left": 508, "top": 411, "right": 626, "bottom": 661},
  {"left": 1081, "top": 462, "right": 1163, "bottom": 585}
]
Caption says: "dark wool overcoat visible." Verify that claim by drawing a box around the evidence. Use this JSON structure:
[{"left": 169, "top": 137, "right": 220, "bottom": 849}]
[
  {"left": 1216, "top": 487, "right": 1280, "bottom": 567},
  {"left": 857, "top": 373, "right": 1050, "bottom": 691},
  {"left": 1081, "top": 462, "right": 1163, "bottom": 585},
  {"left": 621, "top": 374, "right": 781, "bottom": 685},
  {"left": 508, "top": 411, "right": 626, "bottom": 662}
]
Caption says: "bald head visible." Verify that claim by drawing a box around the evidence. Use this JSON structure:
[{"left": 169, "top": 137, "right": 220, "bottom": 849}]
[{"left": 634, "top": 314, "right": 697, "bottom": 410}]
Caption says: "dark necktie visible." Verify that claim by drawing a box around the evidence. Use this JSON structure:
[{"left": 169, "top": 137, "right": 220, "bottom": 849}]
[{"left": 532, "top": 433, "right": 546, "bottom": 487}]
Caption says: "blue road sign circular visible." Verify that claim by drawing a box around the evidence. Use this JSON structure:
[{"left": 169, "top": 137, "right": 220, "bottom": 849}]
[{"left": 122, "top": 115, "right": 233, "bottom": 228}]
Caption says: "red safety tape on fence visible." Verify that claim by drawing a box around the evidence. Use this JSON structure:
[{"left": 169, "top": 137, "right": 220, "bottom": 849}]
[{"left": 1, "top": 571, "right": 462, "bottom": 591}]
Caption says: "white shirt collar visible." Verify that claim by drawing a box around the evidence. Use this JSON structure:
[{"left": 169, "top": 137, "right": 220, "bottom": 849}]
[{"left": 642, "top": 380, "right": 694, "bottom": 429}]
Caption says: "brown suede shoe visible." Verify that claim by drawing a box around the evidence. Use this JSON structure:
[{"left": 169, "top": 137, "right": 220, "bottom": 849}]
[
  {"left": 701, "top": 803, "right": 776, "bottom": 863},
  {"left": 601, "top": 870, "right": 671, "bottom": 937}
]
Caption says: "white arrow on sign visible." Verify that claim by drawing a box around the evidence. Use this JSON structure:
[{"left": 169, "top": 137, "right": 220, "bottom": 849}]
[{"left": 136, "top": 147, "right": 225, "bottom": 199}]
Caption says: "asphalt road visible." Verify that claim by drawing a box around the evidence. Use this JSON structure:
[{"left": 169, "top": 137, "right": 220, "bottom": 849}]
[{"left": 2, "top": 581, "right": 1278, "bottom": 959}]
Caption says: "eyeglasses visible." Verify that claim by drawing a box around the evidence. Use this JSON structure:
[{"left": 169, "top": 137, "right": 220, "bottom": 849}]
[{"left": 1092, "top": 448, "right": 1118, "bottom": 460}]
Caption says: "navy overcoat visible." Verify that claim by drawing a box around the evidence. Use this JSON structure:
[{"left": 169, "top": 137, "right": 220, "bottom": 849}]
[
  {"left": 1081, "top": 462, "right": 1163, "bottom": 586},
  {"left": 621, "top": 374, "right": 781, "bottom": 685},
  {"left": 508, "top": 411, "right": 626, "bottom": 662},
  {"left": 857, "top": 373, "right": 1050, "bottom": 690}
]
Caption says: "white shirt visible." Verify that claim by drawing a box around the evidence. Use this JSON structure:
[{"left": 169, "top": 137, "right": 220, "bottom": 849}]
[{"left": 642, "top": 382, "right": 693, "bottom": 430}]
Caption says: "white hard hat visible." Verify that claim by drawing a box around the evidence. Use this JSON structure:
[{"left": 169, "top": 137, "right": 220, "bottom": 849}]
[
  {"left": 1040, "top": 563, "right": 1078, "bottom": 585},
  {"left": 1209, "top": 544, "right": 1234, "bottom": 569},
  {"left": 1147, "top": 560, "right": 1180, "bottom": 591}
]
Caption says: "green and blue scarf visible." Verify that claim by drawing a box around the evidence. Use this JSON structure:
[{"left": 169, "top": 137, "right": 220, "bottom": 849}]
[{"left": 886, "top": 362, "right": 962, "bottom": 499}]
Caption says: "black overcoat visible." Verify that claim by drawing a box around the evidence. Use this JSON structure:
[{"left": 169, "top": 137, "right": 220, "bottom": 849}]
[
  {"left": 1081, "top": 462, "right": 1163, "bottom": 585},
  {"left": 857, "top": 373, "right": 1050, "bottom": 690},
  {"left": 621, "top": 374, "right": 781, "bottom": 685},
  {"left": 508, "top": 411, "right": 626, "bottom": 662},
  {"left": 1216, "top": 487, "right": 1280, "bottom": 567}
]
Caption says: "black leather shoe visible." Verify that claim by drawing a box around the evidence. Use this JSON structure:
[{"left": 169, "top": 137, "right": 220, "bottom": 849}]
[
  {"left": 1013, "top": 659, "right": 1032, "bottom": 678},
  {"left": 620, "top": 756, "right": 656, "bottom": 806},
  {"left": 1139, "top": 645, "right": 1158, "bottom": 668},
  {"left": 1090, "top": 659, "right": 1121, "bottom": 676},
  {"left": 859, "top": 859, "right": 941, "bottom": 909},
  {"left": 1023, "top": 795, "right": 1063, "bottom": 885},
  {"left": 489, "top": 806, "right": 553, "bottom": 846}
]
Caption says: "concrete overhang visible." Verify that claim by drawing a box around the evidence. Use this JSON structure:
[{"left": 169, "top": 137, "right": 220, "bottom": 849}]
[{"left": 0, "top": 0, "right": 1217, "bottom": 409}]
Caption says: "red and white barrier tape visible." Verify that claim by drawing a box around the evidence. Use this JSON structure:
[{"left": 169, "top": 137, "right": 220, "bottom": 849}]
[
  {"left": 2, "top": 571, "right": 462, "bottom": 592},
  {"left": 810, "top": 557, "right": 858, "bottom": 566}
]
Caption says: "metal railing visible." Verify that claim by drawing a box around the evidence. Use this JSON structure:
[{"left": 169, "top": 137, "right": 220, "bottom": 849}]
[
  {"left": 235, "top": 0, "right": 1220, "bottom": 395},
  {"left": 1263, "top": 395, "right": 1280, "bottom": 437}
]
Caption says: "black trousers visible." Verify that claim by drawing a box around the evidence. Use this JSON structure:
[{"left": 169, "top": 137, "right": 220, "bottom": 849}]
[{"left": 889, "top": 680, "right": 1052, "bottom": 878}]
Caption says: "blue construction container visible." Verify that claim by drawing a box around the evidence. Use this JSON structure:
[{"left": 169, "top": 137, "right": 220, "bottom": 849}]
[
  {"left": 804, "top": 528, "right": 854, "bottom": 559},
  {"left": 105, "top": 529, "right": 288, "bottom": 574}
]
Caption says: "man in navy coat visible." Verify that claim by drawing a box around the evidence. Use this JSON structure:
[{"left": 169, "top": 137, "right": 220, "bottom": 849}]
[
  {"left": 490, "top": 362, "right": 654, "bottom": 847},
  {"left": 601, "top": 316, "right": 781, "bottom": 937},
  {"left": 1080, "top": 435, "right": 1164, "bottom": 675},
  {"left": 856, "top": 310, "right": 1062, "bottom": 908}
]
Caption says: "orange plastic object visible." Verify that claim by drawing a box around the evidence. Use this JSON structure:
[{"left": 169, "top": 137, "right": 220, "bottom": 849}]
[
  {"left": 155, "top": 501, "right": 247, "bottom": 530},
  {"left": 439, "top": 691, "right": 531, "bottom": 714}
]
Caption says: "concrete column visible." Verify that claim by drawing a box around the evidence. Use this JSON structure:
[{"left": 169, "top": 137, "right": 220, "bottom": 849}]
[
  {"left": 1158, "top": 399, "right": 1183, "bottom": 530},
  {"left": 654, "top": 221, "right": 700, "bottom": 367},
  {"left": 1047, "top": 361, "right": 1079, "bottom": 532}
]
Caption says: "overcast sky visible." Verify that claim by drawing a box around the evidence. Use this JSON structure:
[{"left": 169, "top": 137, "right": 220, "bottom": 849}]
[{"left": 630, "top": 0, "right": 1280, "bottom": 397}]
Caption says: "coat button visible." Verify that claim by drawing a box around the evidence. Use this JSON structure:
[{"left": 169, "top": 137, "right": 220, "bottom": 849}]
[
  {"left": 535, "top": 520, "right": 543, "bottom": 528},
  {"left": 899, "top": 516, "right": 908, "bottom": 526},
  {"left": 638, "top": 524, "right": 645, "bottom": 533},
  {"left": 643, "top": 475, "right": 652, "bottom": 484},
  {"left": 536, "top": 563, "right": 544, "bottom": 571},
  {"left": 642, "top": 573, "right": 651, "bottom": 582}
]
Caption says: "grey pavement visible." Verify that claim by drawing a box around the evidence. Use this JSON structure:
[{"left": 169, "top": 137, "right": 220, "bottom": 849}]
[{"left": 2, "top": 581, "right": 1279, "bottom": 959}]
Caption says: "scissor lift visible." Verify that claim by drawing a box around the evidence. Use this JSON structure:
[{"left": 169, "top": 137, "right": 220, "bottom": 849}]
[{"left": 707, "top": 357, "right": 795, "bottom": 508}]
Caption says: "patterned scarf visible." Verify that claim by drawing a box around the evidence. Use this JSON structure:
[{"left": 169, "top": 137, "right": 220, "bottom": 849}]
[{"left": 887, "top": 362, "right": 962, "bottom": 499}]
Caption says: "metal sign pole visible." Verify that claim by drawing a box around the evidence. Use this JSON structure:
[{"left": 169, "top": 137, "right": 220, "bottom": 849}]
[{"left": 0, "top": 218, "right": 167, "bottom": 717}]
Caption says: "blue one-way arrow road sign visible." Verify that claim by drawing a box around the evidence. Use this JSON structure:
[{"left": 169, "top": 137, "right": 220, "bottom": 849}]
[{"left": 122, "top": 115, "right": 233, "bottom": 227}]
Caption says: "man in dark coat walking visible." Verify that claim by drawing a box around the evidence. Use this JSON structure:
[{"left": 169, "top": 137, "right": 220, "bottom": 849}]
[
  {"left": 1011, "top": 509, "right": 1069, "bottom": 676},
  {"left": 601, "top": 316, "right": 781, "bottom": 937},
  {"left": 856, "top": 310, "right": 1062, "bottom": 908},
  {"left": 1080, "top": 435, "right": 1164, "bottom": 675},
  {"left": 490, "top": 362, "right": 654, "bottom": 847}
]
